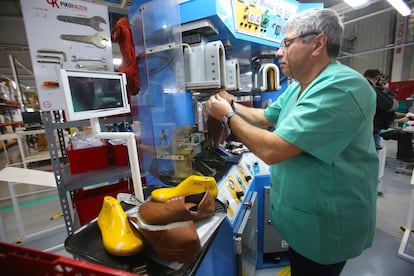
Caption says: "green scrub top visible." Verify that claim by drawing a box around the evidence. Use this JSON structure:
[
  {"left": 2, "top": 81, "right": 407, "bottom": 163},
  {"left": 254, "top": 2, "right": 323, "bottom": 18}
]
[{"left": 264, "top": 60, "right": 378, "bottom": 264}]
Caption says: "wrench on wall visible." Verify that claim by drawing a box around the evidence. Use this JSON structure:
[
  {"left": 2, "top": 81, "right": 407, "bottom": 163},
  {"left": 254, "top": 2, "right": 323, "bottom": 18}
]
[
  {"left": 60, "top": 33, "right": 109, "bottom": 48},
  {"left": 71, "top": 55, "right": 106, "bottom": 63},
  {"left": 57, "top": 15, "right": 107, "bottom": 32}
]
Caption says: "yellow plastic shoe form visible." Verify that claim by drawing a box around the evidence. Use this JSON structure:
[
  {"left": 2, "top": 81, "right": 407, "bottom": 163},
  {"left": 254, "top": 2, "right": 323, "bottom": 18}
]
[
  {"left": 97, "top": 196, "right": 144, "bottom": 256},
  {"left": 151, "top": 175, "right": 218, "bottom": 202}
]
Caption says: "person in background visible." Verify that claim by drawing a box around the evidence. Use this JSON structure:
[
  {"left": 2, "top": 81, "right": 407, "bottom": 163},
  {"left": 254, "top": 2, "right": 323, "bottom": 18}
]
[
  {"left": 380, "top": 112, "right": 414, "bottom": 162},
  {"left": 363, "top": 69, "right": 397, "bottom": 149},
  {"left": 364, "top": 70, "right": 414, "bottom": 161},
  {"left": 208, "top": 8, "right": 378, "bottom": 276}
]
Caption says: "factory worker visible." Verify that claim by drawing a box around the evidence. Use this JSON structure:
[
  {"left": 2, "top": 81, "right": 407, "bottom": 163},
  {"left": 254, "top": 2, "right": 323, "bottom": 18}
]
[{"left": 208, "top": 8, "right": 378, "bottom": 276}]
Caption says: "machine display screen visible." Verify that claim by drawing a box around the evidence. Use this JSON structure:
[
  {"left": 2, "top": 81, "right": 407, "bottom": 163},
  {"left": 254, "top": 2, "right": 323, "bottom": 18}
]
[{"left": 59, "top": 69, "right": 130, "bottom": 121}]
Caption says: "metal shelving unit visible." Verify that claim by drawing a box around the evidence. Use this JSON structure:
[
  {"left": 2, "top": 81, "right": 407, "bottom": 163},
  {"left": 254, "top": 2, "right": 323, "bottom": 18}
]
[
  {"left": 42, "top": 111, "right": 133, "bottom": 236},
  {"left": 0, "top": 102, "right": 22, "bottom": 136}
]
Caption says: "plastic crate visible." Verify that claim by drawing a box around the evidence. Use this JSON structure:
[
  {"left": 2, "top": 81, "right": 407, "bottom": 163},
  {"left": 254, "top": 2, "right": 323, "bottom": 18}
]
[
  {"left": 0, "top": 241, "right": 137, "bottom": 275},
  {"left": 390, "top": 80, "right": 414, "bottom": 101},
  {"left": 111, "top": 143, "right": 129, "bottom": 167},
  {"left": 67, "top": 144, "right": 109, "bottom": 174},
  {"left": 72, "top": 179, "right": 132, "bottom": 225}
]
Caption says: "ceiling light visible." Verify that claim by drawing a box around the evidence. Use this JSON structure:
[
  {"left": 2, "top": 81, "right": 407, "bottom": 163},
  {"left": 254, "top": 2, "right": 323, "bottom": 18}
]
[
  {"left": 386, "top": 0, "right": 412, "bottom": 16},
  {"left": 344, "top": 0, "right": 369, "bottom": 8}
]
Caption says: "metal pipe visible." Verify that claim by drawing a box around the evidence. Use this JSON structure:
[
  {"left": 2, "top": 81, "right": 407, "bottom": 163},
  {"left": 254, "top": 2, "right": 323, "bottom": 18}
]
[
  {"left": 8, "top": 181, "right": 26, "bottom": 239},
  {"left": 0, "top": 187, "right": 56, "bottom": 202},
  {"left": 338, "top": 40, "right": 414, "bottom": 59},
  {"left": 8, "top": 54, "right": 24, "bottom": 110},
  {"left": 13, "top": 58, "right": 34, "bottom": 77},
  {"left": 90, "top": 118, "right": 144, "bottom": 202},
  {"left": 343, "top": 7, "right": 394, "bottom": 25}
]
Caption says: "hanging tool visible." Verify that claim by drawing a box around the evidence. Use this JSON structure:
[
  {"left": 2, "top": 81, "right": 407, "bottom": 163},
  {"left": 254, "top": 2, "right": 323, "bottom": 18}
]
[
  {"left": 71, "top": 55, "right": 106, "bottom": 63},
  {"left": 37, "top": 60, "right": 63, "bottom": 67},
  {"left": 57, "top": 15, "right": 107, "bottom": 32},
  {"left": 60, "top": 33, "right": 109, "bottom": 48},
  {"left": 76, "top": 64, "right": 108, "bottom": 70},
  {"left": 37, "top": 49, "right": 67, "bottom": 61},
  {"left": 36, "top": 55, "right": 64, "bottom": 65}
]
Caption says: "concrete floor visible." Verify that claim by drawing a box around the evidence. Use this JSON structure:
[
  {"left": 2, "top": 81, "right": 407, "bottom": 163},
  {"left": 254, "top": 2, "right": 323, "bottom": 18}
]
[
  {"left": 257, "top": 139, "right": 414, "bottom": 276},
  {"left": 1, "top": 140, "right": 414, "bottom": 275}
]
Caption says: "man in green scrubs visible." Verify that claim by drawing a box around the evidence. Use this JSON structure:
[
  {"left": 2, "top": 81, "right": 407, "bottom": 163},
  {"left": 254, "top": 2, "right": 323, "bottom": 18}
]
[{"left": 208, "top": 8, "right": 378, "bottom": 276}]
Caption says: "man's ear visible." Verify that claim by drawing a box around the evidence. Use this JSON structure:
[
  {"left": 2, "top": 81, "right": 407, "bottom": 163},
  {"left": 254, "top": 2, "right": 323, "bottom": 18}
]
[{"left": 313, "top": 34, "right": 328, "bottom": 56}]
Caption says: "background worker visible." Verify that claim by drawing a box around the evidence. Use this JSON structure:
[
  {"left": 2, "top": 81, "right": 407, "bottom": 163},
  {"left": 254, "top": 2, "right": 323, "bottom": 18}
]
[
  {"left": 381, "top": 112, "right": 414, "bottom": 162},
  {"left": 363, "top": 69, "right": 398, "bottom": 149},
  {"left": 208, "top": 8, "right": 378, "bottom": 276}
]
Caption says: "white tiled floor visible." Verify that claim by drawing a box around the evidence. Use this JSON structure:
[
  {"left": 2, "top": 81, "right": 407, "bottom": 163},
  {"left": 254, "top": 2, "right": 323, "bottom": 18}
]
[{"left": 1, "top": 140, "right": 414, "bottom": 275}]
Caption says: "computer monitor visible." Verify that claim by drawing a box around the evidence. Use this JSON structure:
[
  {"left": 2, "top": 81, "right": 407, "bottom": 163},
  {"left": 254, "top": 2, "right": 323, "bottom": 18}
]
[
  {"left": 22, "top": 111, "right": 43, "bottom": 129},
  {"left": 59, "top": 69, "right": 130, "bottom": 121}
]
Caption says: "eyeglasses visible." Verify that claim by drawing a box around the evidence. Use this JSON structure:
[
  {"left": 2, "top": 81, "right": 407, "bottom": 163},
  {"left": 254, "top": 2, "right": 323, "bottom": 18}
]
[{"left": 280, "top": 32, "right": 320, "bottom": 49}]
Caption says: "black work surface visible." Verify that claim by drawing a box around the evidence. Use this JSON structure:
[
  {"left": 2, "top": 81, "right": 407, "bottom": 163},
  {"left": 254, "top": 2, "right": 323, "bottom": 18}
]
[
  {"left": 65, "top": 221, "right": 182, "bottom": 275},
  {"left": 65, "top": 201, "right": 227, "bottom": 275}
]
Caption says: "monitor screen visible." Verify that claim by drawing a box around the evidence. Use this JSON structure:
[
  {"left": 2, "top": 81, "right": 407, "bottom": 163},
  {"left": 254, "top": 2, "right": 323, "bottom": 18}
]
[
  {"left": 59, "top": 69, "right": 130, "bottom": 121},
  {"left": 22, "top": 111, "right": 42, "bottom": 124},
  {"left": 22, "top": 111, "right": 43, "bottom": 129}
]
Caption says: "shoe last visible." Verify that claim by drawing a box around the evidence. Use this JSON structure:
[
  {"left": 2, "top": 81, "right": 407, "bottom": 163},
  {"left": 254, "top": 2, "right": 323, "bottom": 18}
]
[
  {"left": 97, "top": 196, "right": 144, "bottom": 256},
  {"left": 151, "top": 175, "right": 218, "bottom": 202},
  {"left": 139, "top": 192, "right": 216, "bottom": 225}
]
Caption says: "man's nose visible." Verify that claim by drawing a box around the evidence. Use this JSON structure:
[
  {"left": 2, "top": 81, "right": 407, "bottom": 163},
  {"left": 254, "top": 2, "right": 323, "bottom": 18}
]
[{"left": 275, "top": 48, "right": 283, "bottom": 58}]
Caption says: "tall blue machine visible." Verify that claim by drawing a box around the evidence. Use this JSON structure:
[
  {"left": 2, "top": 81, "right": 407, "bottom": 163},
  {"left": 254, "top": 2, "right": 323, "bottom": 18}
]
[{"left": 128, "top": 0, "right": 322, "bottom": 275}]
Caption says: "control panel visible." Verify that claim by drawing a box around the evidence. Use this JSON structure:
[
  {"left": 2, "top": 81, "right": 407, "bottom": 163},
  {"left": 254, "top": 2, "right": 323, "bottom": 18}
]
[
  {"left": 217, "top": 152, "right": 269, "bottom": 225},
  {"left": 232, "top": 0, "right": 298, "bottom": 43}
]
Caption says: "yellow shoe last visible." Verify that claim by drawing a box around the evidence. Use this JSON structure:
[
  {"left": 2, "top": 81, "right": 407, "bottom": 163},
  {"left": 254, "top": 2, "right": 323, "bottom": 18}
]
[
  {"left": 97, "top": 196, "right": 144, "bottom": 256},
  {"left": 151, "top": 175, "right": 218, "bottom": 202}
]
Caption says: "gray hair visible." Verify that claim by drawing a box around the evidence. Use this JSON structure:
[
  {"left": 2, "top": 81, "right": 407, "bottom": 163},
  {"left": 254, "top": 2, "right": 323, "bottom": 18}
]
[{"left": 283, "top": 9, "right": 344, "bottom": 57}]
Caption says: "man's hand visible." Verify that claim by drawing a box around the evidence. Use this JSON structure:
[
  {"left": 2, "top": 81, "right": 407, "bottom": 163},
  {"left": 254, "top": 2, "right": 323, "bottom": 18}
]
[
  {"left": 208, "top": 94, "right": 233, "bottom": 120},
  {"left": 216, "top": 90, "right": 235, "bottom": 104}
]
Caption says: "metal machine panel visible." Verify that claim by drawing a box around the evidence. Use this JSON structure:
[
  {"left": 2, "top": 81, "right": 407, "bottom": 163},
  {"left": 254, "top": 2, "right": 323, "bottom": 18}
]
[
  {"left": 234, "top": 191, "right": 258, "bottom": 276},
  {"left": 183, "top": 40, "right": 226, "bottom": 89},
  {"left": 225, "top": 59, "right": 240, "bottom": 91},
  {"left": 264, "top": 186, "right": 289, "bottom": 254},
  {"left": 195, "top": 219, "right": 236, "bottom": 276},
  {"left": 217, "top": 152, "right": 263, "bottom": 225},
  {"left": 180, "top": 0, "right": 323, "bottom": 47},
  {"left": 255, "top": 175, "right": 290, "bottom": 268}
]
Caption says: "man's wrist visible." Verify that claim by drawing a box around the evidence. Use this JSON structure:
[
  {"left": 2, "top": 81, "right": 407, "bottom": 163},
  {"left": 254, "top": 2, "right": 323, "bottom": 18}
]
[
  {"left": 221, "top": 111, "right": 236, "bottom": 137},
  {"left": 231, "top": 100, "right": 236, "bottom": 112}
]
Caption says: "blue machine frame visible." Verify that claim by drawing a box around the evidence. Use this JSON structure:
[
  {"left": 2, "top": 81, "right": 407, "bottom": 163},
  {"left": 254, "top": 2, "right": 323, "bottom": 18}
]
[{"left": 128, "top": 0, "right": 323, "bottom": 274}]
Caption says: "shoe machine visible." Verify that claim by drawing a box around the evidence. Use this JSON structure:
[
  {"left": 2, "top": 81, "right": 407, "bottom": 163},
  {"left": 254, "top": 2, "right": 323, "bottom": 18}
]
[
  {"left": 63, "top": 0, "right": 321, "bottom": 275},
  {"left": 123, "top": 0, "right": 323, "bottom": 275}
]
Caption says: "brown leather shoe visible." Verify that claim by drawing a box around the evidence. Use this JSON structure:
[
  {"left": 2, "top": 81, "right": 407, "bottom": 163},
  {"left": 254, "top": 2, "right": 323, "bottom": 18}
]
[
  {"left": 139, "top": 221, "right": 201, "bottom": 263},
  {"left": 138, "top": 192, "right": 215, "bottom": 225}
]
